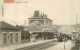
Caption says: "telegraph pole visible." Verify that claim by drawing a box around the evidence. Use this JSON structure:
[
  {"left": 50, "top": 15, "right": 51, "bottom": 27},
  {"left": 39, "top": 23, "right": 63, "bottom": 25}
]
[
  {"left": 76, "top": 14, "right": 79, "bottom": 50},
  {"left": 2, "top": 3, "right": 4, "bottom": 21},
  {"left": 76, "top": 15, "right": 78, "bottom": 32}
]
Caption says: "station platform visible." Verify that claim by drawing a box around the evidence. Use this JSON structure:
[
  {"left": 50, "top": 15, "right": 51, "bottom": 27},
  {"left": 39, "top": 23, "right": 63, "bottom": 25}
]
[
  {"left": 0, "top": 39, "right": 57, "bottom": 50},
  {"left": 46, "top": 40, "right": 75, "bottom": 50}
]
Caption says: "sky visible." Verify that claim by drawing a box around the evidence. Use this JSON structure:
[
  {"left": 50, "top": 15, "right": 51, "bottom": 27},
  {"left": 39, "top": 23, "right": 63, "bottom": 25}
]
[{"left": 0, "top": 0, "right": 80, "bottom": 26}]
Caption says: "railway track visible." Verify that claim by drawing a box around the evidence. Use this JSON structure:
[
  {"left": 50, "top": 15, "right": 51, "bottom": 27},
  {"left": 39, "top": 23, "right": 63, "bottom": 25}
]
[{"left": 16, "top": 40, "right": 58, "bottom": 50}]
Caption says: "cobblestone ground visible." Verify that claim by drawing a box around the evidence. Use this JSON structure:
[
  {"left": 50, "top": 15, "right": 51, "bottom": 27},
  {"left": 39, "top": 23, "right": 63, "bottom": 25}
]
[{"left": 45, "top": 40, "right": 74, "bottom": 50}]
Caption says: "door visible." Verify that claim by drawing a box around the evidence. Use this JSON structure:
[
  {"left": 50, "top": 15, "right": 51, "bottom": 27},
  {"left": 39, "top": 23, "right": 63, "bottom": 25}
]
[
  {"left": 3, "top": 33, "right": 7, "bottom": 44},
  {"left": 15, "top": 33, "right": 18, "bottom": 42},
  {"left": 10, "top": 33, "right": 13, "bottom": 43}
]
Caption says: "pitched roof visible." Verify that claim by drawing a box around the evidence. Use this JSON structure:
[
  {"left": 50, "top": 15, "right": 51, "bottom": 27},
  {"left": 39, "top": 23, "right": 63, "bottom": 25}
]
[
  {"left": 0, "top": 21, "right": 21, "bottom": 30},
  {"left": 29, "top": 21, "right": 44, "bottom": 27},
  {"left": 28, "top": 21, "right": 43, "bottom": 30}
]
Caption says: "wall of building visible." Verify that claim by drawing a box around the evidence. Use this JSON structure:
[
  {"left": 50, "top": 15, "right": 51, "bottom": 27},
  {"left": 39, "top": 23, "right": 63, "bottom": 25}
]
[
  {"left": 28, "top": 18, "right": 52, "bottom": 27},
  {"left": 27, "top": 11, "right": 55, "bottom": 42},
  {"left": 30, "top": 34, "right": 37, "bottom": 42},
  {"left": 44, "top": 19, "right": 52, "bottom": 27},
  {"left": 0, "top": 30, "right": 2, "bottom": 45},
  {"left": 0, "top": 29, "right": 21, "bottom": 45},
  {"left": 28, "top": 11, "right": 53, "bottom": 27},
  {"left": 28, "top": 18, "right": 45, "bottom": 25}
]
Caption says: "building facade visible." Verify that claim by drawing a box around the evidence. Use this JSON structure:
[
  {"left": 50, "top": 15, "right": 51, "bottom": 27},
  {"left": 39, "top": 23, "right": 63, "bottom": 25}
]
[
  {"left": 0, "top": 21, "right": 21, "bottom": 45},
  {"left": 28, "top": 11, "right": 52, "bottom": 27},
  {"left": 24, "top": 11, "right": 58, "bottom": 42},
  {"left": 71, "top": 24, "right": 80, "bottom": 41}
]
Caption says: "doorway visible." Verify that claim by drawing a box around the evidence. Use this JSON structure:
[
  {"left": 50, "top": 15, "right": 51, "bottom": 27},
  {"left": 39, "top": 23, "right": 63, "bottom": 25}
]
[
  {"left": 3, "top": 33, "right": 7, "bottom": 44},
  {"left": 10, "top": 33, "right": 13, "bottom": 43}
]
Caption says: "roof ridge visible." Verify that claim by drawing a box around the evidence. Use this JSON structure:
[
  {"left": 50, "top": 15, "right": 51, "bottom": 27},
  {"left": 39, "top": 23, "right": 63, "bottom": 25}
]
[{"left": 0, "top": 21, "right": 21, "bottom": 29}]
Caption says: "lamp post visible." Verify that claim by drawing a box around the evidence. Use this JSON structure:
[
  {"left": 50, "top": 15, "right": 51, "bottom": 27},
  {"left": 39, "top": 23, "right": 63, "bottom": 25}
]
[{"left": 63, "top": 35, "right": 65, "bottom": 50}]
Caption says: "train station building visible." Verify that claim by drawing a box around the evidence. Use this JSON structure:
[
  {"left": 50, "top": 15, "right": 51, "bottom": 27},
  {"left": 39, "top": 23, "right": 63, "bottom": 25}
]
[
  {"left": 24, "top": 11, "right": 59, "bottom": 42},
  {"left": 0, "top": 21, "right": 21, "bottom": 45}
]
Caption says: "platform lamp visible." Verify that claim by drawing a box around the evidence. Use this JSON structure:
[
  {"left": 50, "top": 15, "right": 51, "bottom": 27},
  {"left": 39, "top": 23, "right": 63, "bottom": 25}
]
[{"left": 63, "top": 35, "right": 66, "bottom": 50}]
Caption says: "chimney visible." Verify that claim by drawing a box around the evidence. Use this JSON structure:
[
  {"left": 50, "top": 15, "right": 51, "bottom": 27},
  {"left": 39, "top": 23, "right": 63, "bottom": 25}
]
[
  {"left": 34, "top": 10, "right": 39, "bottom": 17},
  {"left": 44, "top": 14, "right": 47, "bottom": 18}
]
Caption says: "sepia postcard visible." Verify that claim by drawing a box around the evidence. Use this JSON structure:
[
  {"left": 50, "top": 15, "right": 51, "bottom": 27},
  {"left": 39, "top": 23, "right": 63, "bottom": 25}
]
[{"left": 0, "top": 0, "right": 80, "bottom": 50}]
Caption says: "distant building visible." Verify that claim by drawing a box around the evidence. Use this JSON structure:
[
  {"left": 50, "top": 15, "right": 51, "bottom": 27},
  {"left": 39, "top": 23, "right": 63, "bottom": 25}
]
[
  {"left": 71, "top": 31, "right": 78, "bottom": 41},
  {"left": 0, "top": 21, "right": 21, "bottom": 45},
  {"left": 24, "top": 11, "right": 58, "bottom": 42},
  {"left": 28, "top": 11, "right": 52, "bottom": 27},
  {"left": 71, "top": 24, "right": 80, "bottom": 41}
]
